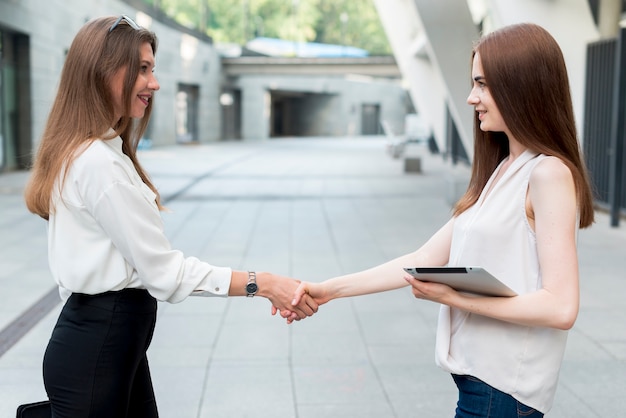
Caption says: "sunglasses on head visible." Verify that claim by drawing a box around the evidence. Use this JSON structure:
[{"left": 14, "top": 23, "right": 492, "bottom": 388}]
[{"left": 109, "top": 15, "right": 141, "bottom": 33}]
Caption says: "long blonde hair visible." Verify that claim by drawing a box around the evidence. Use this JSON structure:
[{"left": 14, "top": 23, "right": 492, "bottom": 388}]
[
  {"left": 454, "top": 23, "right": 595, "bottom": 228},
  {"left": 24, "top": 16, "right": 162, "bottom": 220}
]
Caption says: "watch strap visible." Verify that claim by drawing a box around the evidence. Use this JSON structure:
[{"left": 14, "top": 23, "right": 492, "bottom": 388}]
[{"left": 246, "top": 271, "right": 257, "bottom": 297}]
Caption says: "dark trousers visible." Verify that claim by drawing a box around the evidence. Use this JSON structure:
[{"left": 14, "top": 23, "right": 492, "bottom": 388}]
[{"left": 43, "top": 289, "right": 158, "bottom": 418}]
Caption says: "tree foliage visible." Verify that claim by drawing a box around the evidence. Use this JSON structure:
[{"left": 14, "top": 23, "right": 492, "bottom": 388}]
[{"left": 142, "top": 0, "right": 391, "bottom": 55}]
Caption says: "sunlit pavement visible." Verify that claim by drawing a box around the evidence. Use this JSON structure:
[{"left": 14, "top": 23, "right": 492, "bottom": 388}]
[{"left": 1, "top": 137, "right": 624, "bottom": 417}]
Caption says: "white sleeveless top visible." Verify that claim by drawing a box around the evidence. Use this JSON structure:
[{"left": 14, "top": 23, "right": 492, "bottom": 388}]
[{"left": 435, "top": 149, "right": 569, "bottom": 413}]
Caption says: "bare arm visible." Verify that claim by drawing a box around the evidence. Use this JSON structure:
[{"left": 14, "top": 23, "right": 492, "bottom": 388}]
[
  {"left": 291, "top": 218, "right": 454, "bottom": 306},
  {"left": 406, "top": 157, "right": 580, "bottom": 330}
]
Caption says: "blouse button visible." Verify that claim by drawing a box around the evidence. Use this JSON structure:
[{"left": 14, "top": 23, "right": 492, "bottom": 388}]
[{"left": 215, "top": 287, "right": 220, "bottom": 292}]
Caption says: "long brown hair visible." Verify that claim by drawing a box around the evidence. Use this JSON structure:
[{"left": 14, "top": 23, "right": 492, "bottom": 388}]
[
  {"left": 24, "top": 16, "right": 162, "bottom": 220},
  {"left": 454, "top": 23, "right": 595, "bottom": 228}
]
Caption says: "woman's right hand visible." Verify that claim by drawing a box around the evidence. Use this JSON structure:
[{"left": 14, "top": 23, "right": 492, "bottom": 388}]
[
  {"left": 291, "top": 281, "right": 330, "bottom": 309},
  {"left": 274, "top": 281, "right": 330, "bottom": 324}
]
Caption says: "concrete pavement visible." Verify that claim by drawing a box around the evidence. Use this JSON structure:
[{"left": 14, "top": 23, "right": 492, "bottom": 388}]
[{"left": 0, "top": 137, "right": 624, "bottom": 417}]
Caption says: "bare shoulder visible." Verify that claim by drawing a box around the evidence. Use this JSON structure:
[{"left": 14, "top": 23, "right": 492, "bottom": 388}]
[
  {"left": 527, "top": 155, "right": 576, "bottom": 218},
  {"left": 526, "top": 156, "right": 576, "bottom": 228},
  {"left": 530, "top": 156, "right": 573, "bottom": 186}
]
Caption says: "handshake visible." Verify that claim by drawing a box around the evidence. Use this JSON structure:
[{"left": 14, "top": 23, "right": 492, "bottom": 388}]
[
  {"left": 247, "top": 260, "right": 448, "bottom": 324},
  {"left": 252, "top": 272, "right": 326, "bottom": 324}
]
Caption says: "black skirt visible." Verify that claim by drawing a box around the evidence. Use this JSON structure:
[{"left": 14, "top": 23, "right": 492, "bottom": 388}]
[{"left": 43, "top": 288, "right": 158, "bottom": 418}]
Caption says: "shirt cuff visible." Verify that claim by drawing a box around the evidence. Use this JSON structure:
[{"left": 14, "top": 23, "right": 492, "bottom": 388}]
[{"left": 191, "top": 266, "right": 232, "bottom": 297}]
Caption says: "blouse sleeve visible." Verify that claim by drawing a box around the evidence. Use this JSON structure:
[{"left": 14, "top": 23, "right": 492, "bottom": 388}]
[{"left": 78, "top": 155, "right": 231, "bottom": 303}]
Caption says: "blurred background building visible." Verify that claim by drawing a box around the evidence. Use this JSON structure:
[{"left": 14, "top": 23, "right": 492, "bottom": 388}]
[
  {"left": 0, "top": 0, "right": 624, "bottom": 224},
  {"left": 373, "top": 0, "right": 626, "bottom": 225}
]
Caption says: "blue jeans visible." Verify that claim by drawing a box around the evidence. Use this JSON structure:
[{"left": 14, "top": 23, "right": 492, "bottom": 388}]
[{"left": 452, "top": 374, "right": 544, "bottom": 418}]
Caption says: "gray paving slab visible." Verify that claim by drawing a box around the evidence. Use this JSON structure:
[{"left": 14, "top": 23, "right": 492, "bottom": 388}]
[{"left": 0, "top": 137, "right": 624, "bottom": 417}]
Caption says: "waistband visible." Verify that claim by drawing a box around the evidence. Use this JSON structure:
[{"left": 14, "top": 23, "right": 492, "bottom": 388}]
[{"left": 68, "top": 288, "right": 156, "bottom": 314}]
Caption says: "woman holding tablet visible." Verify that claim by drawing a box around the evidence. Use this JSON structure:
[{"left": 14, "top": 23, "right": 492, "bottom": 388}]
[{"left": 287, "top": 23, "right": 594, "bottom": 417}]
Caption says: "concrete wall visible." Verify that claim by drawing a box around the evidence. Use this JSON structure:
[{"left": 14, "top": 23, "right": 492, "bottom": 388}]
[
  {"left": 230, "top": 74, "right": 407, "bottom": 140},
  {"left": 372, "top": 0, "right": 450, "bottom": 152},
  {"left": 485, "top": 0, "right": 600, "bottom": 141},
  {"left": 373, "top": 0, "right": 478, "bottom": 157},
  {"left": 374, "top": 0, "right": 603, "bottom": 160},
  {"left": 0, "top": 0, "right": 221, "bottom": 148},
  {"left": 145, "top": 28, "right": 222, "bottom": 146}
]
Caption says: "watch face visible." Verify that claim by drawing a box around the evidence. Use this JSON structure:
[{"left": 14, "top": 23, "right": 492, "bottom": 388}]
[{"left": 246, "top": 282, "right": 258, "bottom": 295}]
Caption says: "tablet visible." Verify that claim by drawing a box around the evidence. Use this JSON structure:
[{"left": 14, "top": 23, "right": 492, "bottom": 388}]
[{"left": 403, "top": 266, "right": 517, "bottom": 297}]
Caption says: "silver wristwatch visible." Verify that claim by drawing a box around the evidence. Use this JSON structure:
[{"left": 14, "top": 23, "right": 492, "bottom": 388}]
[{"left": 245, "top": 271, "right": 258, "bottom": 297}]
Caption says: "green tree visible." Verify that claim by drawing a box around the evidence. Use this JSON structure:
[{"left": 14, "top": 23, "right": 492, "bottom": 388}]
[
  {"left": 142, "top": 0, "right": 391, "bottom": 55},
  {"left": 312, "top": 0, "right": 390, "bottom": 54}
]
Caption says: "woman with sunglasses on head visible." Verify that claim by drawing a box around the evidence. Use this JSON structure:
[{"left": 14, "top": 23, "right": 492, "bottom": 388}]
[
  {"left": 24, "top": 15, "right": 318, "bottom": 417},
  {"left": 289, "top": 23, "right": 595, "bottom": 417}
]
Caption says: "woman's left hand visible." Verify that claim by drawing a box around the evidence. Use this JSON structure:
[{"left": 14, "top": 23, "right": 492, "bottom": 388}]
[{"left": 404, "top": 274, "right": 455, "bottom": 304}]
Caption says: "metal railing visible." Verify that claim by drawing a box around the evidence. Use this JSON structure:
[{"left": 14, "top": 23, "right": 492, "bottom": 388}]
[{"left": 584, "top": 30, "right": 626, "bottom": 226}]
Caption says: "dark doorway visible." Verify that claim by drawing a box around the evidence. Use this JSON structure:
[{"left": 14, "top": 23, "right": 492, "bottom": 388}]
[
  {"left": 175, "top": 84, "right": 199, "bottom": 143},
  {"left": 0, "top": 29, "right": 31, "bottom": 171},
  {"left": 270, "top": 91, "right": 305, "bottom": 137},
  {"left": 361, "top": 103, "right": 380, "bottom": 135},
  {"left": 269, "top": 90, "right": 337, "bottom": 138},
  {"left": 220, "top": 89, "right": 241, "bottom": 140}
]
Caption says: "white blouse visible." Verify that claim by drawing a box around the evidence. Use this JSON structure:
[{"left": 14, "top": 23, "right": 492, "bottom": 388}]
[
  {"left": 48, "top": 133, "right": 232, "bottom": 303},
  {"left": 435, "top": 150, "right": 570, "bottom": 413}
]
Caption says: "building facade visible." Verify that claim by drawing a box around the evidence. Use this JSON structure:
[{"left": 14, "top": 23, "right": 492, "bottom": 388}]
[
  {"left": 372, "top": 0, "right": 626, "bottom": 223},
  {"left": 0, "top": 0, "right": 408, "bottom": 173},
  {"left": 0, "top": 0, "right": 228, "bottom": 171},
  {"left": 221, "top": 56, "right": 406, "bottom": 140}
]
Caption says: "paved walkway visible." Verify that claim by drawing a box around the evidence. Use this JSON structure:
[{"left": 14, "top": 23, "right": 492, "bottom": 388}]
[{"left": 0, "top": 137, "right": 624, "bottom": 417}]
